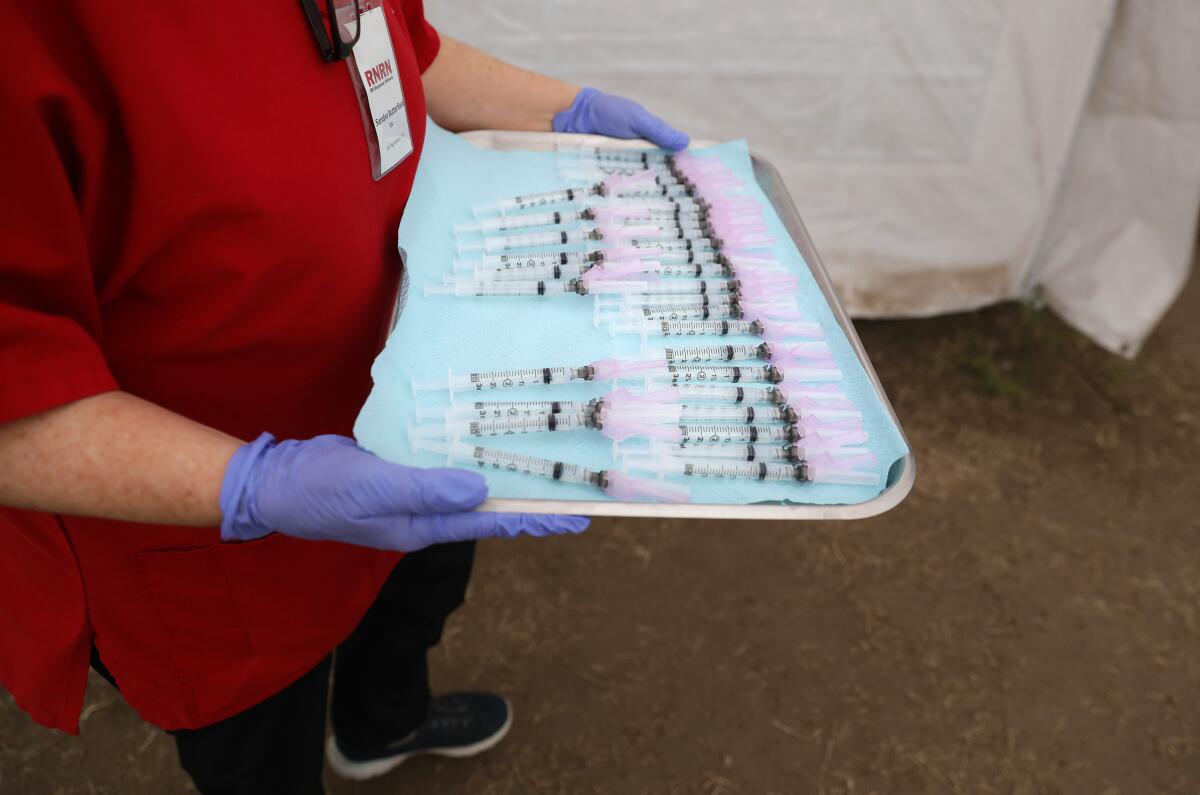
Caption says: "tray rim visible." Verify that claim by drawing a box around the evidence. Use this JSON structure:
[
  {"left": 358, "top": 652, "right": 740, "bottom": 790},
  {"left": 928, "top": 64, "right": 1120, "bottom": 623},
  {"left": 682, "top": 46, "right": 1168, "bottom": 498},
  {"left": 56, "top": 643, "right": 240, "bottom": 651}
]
[{"left": 429, "top": 130, "right": 915, "bottom": 521}]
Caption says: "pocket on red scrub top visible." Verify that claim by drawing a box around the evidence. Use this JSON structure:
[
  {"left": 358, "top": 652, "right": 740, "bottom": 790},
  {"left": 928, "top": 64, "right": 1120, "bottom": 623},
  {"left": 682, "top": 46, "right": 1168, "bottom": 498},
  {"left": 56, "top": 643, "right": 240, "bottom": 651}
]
[
  {"left": 132, "top": 532, "right": 394, "bottom": 725},
  {"left": 130, "top": 541, "right": 256, "bottom": 725}
]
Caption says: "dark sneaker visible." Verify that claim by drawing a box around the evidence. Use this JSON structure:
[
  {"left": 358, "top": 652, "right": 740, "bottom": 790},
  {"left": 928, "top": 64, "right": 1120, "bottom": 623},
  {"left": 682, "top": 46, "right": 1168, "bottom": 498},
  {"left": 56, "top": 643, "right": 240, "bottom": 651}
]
[{"left": 326, "top": 692, "right": 513, "bottom": 781}]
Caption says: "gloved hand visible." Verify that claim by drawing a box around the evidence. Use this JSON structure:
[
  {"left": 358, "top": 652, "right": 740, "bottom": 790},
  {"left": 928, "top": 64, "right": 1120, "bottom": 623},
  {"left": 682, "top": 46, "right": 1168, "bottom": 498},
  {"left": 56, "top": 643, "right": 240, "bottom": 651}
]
[
  {"left": 553, "top": 87, "right": 689, "bottom": 151},
  {"left": 219, "top": 433, "right": 589, "bottom": 551}
]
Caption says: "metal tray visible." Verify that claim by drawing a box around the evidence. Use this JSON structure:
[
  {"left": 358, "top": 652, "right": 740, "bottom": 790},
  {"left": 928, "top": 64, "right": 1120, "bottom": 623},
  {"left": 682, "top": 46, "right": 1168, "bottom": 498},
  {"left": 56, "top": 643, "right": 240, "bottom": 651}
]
[{"left": 451, "top": 130, "right": 915, "bottom": 521}]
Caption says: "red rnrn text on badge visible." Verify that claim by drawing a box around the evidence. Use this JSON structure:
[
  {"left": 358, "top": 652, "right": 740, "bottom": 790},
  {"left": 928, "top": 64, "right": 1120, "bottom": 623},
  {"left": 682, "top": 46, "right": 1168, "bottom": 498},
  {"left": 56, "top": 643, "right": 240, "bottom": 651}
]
[{"left": 364, "top": 60, "right": 393, "bottom": 88}]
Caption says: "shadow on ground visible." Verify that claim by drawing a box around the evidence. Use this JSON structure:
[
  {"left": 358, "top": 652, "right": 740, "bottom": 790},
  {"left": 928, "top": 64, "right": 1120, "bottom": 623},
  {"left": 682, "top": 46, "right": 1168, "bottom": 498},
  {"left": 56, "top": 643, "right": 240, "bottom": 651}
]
[{"left": 3, "top": 265, "right": 1198, "bottom": 794}]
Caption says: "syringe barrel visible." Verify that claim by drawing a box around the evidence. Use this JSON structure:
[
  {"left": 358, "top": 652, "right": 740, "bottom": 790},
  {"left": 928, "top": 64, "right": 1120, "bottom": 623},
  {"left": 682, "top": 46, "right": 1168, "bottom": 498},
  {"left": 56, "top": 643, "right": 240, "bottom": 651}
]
[
  {"left": 634, "top": 207, "right": 705, "bottom": 223},
  {"left": 623, "top": 455, "right": 801, "bottom": 481},
  {"left": 462, "top": 366, "right": 589, "bottom": 391},
  {"left": 676, "top": 423, "right": 793, "bottom": 445},
  {"left": 619, "top": 220, "right": 704, "bottom": 237},
  {"left": 448, "top": 399, "right": 586, "bottom": 420},
  {"left": 627, "top": 238, "right": 715, "bottom": 254},
  {"left": 466, "top": 264, "right": 586, "bottom": 282},
  {"left": 628, "top": 295, "right": 738, "bottom": 311},
  {"left": 659, "top": 343, "right": 766, "bottom": 363},
  {"left": 655, "top": 442, "right": 791, "bottom": 462},
  {"left": 453, "top": 443, "right": 598, "bottom": 487},
  {"left": 610, "top": 183, "right": 692, "bottom": 200},
  {"left": 427, "top": 281, "right": 567, "bottom": 298},
  {"left": 670, "top": 385, "right": 778, "bottom": 404},
  {"left": 675, "top": 405, "right": 786, "bottom": 423},
  {"left": 481, "top": 251, "right": 592, "bottom": 269},
  {"left": 477, "top": 210, "right": 577, "bottom": 233},
  {"left": 475, "top": 186, "right": 595, "bottom": 217},
  {"left": 603, "top": 284, "right": 732, "bottom": 307},
  {"left": 459, "top": 411, "right": 592, "bottom": 438},
  {"left": 658, "top": 364, "right": 773, "bottom": 385},
  {"left": 641, "top": 318, "right": 757, "bottom": 336},
  {"left": 678, "top": 460, "right": 802, "bottom": 481},
  {"left": 618, "top": 303, "right": 736, "bottom": 322},
  {"left": 566, "top": 146, "right": 669, "bottom": 164},
  {"left": 484, "top": 229, "right": 581, "bottom": 253},
  {"left": 608, "top": 196, "right": 707, "bottom": 215},
  {"left": 654, "top": 262, "right": 729, "bottom": 279}
]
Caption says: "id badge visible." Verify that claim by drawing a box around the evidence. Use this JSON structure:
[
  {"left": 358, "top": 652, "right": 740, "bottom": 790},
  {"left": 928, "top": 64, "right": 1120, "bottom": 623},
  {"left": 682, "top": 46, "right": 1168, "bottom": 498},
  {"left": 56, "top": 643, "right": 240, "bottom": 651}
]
[{"left": 346, "top": 2, "right": 413, "bottom": 180}]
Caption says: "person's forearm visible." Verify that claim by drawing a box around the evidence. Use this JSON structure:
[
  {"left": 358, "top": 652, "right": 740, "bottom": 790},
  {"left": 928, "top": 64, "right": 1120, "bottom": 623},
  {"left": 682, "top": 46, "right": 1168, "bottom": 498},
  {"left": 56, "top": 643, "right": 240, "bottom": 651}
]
[
  {"left": 0, "top": 391, "right": 241, "bottom": 526},
  {"left": 422, "top": 36, "right": 578, "bottom": 133}
]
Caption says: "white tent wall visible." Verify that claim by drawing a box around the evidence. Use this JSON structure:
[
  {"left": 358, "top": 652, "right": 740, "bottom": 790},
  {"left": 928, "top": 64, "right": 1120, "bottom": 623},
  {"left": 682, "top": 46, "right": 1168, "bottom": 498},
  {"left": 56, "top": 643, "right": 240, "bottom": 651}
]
[
  {"left": 1028, "top": 0, "right": 1200, "bottom": 357},
  {"left": 427, "top": 0, "right": 1200, "bottom": 357}
]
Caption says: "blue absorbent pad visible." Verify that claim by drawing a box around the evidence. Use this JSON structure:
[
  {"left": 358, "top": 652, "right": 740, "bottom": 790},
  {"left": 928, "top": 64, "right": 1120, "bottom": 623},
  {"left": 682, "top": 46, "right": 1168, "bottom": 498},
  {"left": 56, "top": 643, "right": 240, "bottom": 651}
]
[{"left": 354, "top": 121, "right": 909, "bottom": 507}]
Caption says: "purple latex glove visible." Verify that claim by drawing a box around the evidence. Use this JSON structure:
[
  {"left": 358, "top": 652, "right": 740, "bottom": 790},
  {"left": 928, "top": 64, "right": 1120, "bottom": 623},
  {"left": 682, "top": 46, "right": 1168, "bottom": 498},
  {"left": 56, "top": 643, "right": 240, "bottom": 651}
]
[
  {"left": 553, "top": 87, "right": 689, "bottom": 151},
  {"left": 220, "top": 433, "right": 589, "bottom": 551}
]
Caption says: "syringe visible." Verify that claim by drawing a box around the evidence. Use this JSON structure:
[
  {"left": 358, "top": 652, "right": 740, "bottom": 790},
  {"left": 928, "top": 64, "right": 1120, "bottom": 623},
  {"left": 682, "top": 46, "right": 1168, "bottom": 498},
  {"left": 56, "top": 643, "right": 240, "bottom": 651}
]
[
  {"left": 615, "top": 319, "right": 824, "bottom": 340},
  {"left": 414, "top": 398, "right": 590, "bottom": 422},
  {"left": 628, "top": 383, "right": 787, "bottom": 405},
  {"left": 457, "top": 221, "right": 735, "bottom": 257},
  {"left": 599, "top": 299, "right": 801, "bottom": 324},
  {"left": 411, "top": 411, "right": 596, "bottom": 439},
  {"left": 409, "top": 342, "right": 848, "bottom": 396},
  {"left": 653, "top": 341, "right": 828, "bottom": 364},
  {"left": 471, "top": 171, "right": 694, "bottom": 218},
  {"left": 453, "top": 205, "right": 643, "bottom": 235},
  {"left": 410, "top": 409, "right": 836, "bottom": 446},
  {"left": 454, "top": 243, "right": 764, "bottom": 280},
  {"left": 558, "top": 148, "right": 742, "bottom": 188},
  {"left": 455, "top": 258, "right": 742, "bottom": 284},
  {"left": 424, "top": 278, "right": 746, "bottom": 299},
  {"left": 475, "top": 256, "right": 767, "bottom": 284},
  {"left": 414, "top": 381, "right": 860, "bottom": 425},
  {"left": 603, "top": 384, "right": 862, "bottom": 421},
  {"left": 417, "top": 379, "right": 859, "bottom": 429},
  {"left": 615, "top": 402, "right": 801, "bottom": 425},
  {"left": 456, "top": 224, "right": 657, "bottom": 256},
  {"left": 447, "top": 241, "right": 731, "bottom": 285},
  {"left": 465, "top": 196, "right": 772, "bottom": 254},
  {"left": 620, "top": 437, "right": 871, "bottom": 464},
  {"left": 568, "top": 162, "right": 746, "bottom": 213},
  {"left": 609, "top": 407, "right": 860, "bottom": 447},
  {"left": 454, "top": 245, "right": 664, "bottom": 275},
  {"left": 409, "top": 357, "right": 786, "bottom": 396},
  {"left": 621, "top": 452, "right": 880, "bottom": 487},
  {"left": 627, "top": 382, "right": 862, "bottom": 413},
  {"left": 592, "top": 291, "right": 799, "bottom": 323},
  {"left": 423, "top": 279, "right": 655, "bottom": 298},
  {"left": 410, "top": 353, "right": 688, "bottom": 394},
  {"left": 655, "top": 362, "right": 797, "bottom": 385},
  {"left": 602, "top": 300, "right": 739, "bottom": 322},
  {"left": 410, "top": 438, "right": 691, "bottom": 503},
  {"left": 663, "top": 361, "right": 846, "bottom": 386},
  {"left": 627, "top": 422, "right": 807, "bottom": 446},
  {"left": 556, "top": 145, "right": 672, "bottom": 167},
  {"left": 412, "top": 365, "right": 595, "bottom": 393},
  {"left": 455, "top": 202, "right": 758, "bottom": 236},
  {"left": 625, "top": 237, "right": 719, "bottom": 256}
]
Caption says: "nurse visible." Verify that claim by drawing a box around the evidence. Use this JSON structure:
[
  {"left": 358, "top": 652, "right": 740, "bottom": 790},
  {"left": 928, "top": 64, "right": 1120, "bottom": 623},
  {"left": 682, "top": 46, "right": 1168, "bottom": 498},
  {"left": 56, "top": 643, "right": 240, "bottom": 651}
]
[{"left": 0, "top": 2, "right": 688, "bottom": 793}]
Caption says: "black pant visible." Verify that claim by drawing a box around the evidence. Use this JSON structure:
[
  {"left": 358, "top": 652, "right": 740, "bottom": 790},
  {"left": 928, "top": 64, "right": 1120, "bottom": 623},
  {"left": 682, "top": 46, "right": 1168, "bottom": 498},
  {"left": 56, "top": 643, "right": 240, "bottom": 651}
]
[{"left": 91, "top": 541, "right": 476, "bottom": 795}]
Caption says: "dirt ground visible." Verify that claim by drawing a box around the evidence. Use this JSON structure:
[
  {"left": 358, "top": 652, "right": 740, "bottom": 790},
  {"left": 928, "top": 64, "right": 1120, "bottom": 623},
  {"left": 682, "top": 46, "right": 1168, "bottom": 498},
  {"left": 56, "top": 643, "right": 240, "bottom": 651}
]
[{"left": 3, "top": 259, "right": 1198, "bottom": 794}]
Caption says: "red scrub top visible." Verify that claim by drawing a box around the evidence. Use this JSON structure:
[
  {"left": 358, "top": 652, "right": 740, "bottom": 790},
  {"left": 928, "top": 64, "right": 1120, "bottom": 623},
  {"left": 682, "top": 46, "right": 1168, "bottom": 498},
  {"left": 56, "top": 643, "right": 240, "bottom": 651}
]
[{"left": 0, "top": 1, "right": 439, "bottom": 732}]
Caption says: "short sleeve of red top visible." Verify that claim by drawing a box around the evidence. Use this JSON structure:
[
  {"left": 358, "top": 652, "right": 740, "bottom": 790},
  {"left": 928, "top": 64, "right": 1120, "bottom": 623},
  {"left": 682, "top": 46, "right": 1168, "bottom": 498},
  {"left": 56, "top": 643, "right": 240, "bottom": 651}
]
[{"left": 0, "top": 1, "right": 439, "bottom": 733}]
